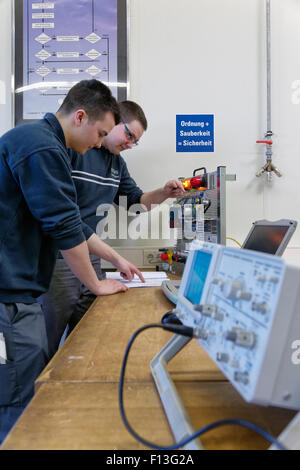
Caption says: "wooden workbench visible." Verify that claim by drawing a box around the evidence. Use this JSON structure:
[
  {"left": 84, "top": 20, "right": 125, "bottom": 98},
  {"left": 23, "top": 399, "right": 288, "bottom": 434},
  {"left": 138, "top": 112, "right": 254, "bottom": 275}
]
[
  {"left": 1, "top": 381, "right": 294, "bottom": 450},
  {"left": 1, "top": 285, "right": 296, "bottom": 450},
  {"left": 36, "top": 285, "right": 223, "bottom": 385}
]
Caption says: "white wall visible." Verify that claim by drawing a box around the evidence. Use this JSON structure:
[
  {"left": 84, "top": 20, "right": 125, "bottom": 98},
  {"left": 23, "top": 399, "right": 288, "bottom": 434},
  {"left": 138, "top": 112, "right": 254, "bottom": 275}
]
[
  {"left": 1, "top": 0, "right": 300, "bottom": 261},
  {"left": 125, "top": 0, "right": 300, "bottom": 261}
]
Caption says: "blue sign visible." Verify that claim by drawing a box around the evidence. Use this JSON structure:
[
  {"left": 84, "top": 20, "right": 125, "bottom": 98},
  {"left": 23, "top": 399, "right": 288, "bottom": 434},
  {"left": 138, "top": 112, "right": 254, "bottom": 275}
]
[{"left": 176, "top": 114, "right": 214, "bottom": 152}]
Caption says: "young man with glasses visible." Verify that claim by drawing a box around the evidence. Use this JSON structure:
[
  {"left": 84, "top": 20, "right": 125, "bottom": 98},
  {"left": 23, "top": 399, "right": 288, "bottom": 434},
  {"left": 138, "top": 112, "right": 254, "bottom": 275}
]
[{"left": 40, "top": 101, "right": 185, "bottom": 359}]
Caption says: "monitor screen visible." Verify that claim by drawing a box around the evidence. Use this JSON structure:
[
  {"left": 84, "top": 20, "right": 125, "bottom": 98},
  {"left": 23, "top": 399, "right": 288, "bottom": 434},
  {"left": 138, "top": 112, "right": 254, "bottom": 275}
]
[
  {"left": 243, "top": 225, "right": 289, "bottom": 254},
  {"left": 184, "top": 250, "right": 212, "bottom": 304}
]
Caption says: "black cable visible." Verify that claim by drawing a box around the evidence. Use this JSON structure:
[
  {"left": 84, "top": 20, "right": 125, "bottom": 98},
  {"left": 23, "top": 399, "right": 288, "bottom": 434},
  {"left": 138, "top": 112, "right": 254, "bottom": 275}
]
[
  {"left": 119, "top": 323, "right": 287, "bottom": 450},
  {"left": 204, "top": 199, "right": 211, "bottom": 213}
]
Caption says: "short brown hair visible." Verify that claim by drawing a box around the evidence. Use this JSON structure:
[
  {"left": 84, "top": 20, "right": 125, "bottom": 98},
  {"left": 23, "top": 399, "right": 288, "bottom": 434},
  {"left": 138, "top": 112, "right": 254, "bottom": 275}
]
[
  {"left": 58, "top": 79, "right": 120, "bottom": 124},
  {"left": 119, "top": 101, "right": 147, "bottom": 131}
]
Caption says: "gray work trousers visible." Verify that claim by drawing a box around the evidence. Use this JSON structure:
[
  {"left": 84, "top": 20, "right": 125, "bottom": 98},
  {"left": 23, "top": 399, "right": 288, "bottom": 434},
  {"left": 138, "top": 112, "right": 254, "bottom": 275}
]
[
  {"left": 0, "top": 302, "right": 49, "bottom": 444},
  {"left": 39, "top": 254, "right": 105, "bottom": 360}
]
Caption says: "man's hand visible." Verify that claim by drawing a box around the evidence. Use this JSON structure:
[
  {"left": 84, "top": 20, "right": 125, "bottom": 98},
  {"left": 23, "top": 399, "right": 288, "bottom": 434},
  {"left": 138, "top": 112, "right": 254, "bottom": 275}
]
[
  {"left": 114, "top": 257, "right": 145, "bottom": 283},
  {"left": 84, "top": 234, "right": 145, "bottom": 284},
  {"left": 95, "top": 278, "right": 129, "bottom": 295},
  {"left": 163, "top": 180, "right": 185, "bottom": 199},
  {"left": 140, "top": 180, "right": 185, "bottom": 209},
  {"left": 62, "top": 241, "right": 130, "bottom": 296}
]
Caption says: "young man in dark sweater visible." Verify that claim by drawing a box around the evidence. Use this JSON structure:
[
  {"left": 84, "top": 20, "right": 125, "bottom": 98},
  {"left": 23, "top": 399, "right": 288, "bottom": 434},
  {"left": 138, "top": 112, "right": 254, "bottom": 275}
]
[
  {"left": 40, "top": 101, "right": 185, "bottom": 358},
  {"left": 0, "top": 80, "right": 144, "bottom": 443}
]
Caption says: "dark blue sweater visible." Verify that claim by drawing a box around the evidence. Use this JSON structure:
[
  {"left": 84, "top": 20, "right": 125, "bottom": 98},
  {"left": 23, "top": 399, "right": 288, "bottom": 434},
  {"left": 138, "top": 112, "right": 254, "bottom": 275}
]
[
  {"left": 0, "top": 113, "right": 88, "bottom": 303},
  {"left": 69, "top": 147, "right": 144, "bottom": 233}
]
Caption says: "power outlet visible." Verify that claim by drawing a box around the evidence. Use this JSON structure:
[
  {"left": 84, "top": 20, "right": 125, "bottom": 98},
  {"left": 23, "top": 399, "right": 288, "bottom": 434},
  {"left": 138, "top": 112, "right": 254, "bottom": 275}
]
[{"left": 143, "top": 249, "right": 160, "bottom": 267}]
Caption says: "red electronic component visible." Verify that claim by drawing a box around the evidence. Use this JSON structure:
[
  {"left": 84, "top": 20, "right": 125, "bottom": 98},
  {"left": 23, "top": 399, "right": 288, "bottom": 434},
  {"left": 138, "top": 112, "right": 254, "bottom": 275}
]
[
  {"left": 190, "top": 176, "right": 201, "bottom": 187},
  {"left": 182, "top": 178, "right": 192, "bottom": 190},
  {"left": 160, "top": 253, "right": 169, "bottom": 261},
  {"left": 190, "top": 176, "right": 207, "bottom": 188},
  {"left": 182, "top": 175, "right": 207, "bottom": 191}
]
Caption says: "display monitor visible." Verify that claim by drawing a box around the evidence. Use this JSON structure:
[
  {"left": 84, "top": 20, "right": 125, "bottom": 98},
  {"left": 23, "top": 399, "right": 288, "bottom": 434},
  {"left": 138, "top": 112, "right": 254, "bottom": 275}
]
[
  {"left": 184, "top": 250, "right": 212, "bottom": 304},
  {"left": 242, "top": 219, "right": 297, "bottom": 256}
]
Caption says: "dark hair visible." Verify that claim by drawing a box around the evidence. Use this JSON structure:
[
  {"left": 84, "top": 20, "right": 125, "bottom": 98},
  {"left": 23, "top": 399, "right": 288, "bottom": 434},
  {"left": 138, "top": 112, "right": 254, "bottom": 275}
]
[
  {"left": 119, "top": 101, "right": 148, "bottom": 131},
  {"left": 57, "top": 79, "right": 120, "bottom": 124}
]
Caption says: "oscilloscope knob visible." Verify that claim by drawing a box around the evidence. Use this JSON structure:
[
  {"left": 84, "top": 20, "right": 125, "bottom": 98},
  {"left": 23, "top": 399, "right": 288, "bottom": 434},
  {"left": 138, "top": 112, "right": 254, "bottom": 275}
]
[
  {"left": 222, "top": 280, "right": 244, "bottom": 301},
  {"left": 236, "top": 290, "right": 252, "bottom": 301}
]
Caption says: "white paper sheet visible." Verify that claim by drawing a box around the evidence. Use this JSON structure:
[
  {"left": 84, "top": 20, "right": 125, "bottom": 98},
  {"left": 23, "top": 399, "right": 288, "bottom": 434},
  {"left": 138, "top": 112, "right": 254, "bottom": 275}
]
[{"left": 106, "top": 271, "right": 169, "bottom": 288}]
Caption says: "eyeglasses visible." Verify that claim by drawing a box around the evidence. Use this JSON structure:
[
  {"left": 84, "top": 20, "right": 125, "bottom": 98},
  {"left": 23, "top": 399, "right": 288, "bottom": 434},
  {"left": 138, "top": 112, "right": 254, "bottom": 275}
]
[{"left": 122, "top": 119, "right": 139, "bottom": 146}]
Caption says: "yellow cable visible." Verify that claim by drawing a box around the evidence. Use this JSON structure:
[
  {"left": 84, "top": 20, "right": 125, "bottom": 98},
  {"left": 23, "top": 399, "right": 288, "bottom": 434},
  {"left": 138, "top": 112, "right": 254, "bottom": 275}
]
[{"left": 226, "top": 236, "right": 242, "bottom": 248}]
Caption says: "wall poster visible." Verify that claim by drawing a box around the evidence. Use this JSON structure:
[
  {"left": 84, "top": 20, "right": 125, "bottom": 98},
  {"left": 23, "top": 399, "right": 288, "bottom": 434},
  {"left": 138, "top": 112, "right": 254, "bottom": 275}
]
[
  {"left": 14, "top": 0, "right": 128, "bottom": 125},
  {"left": 176, "top": 114, "right": 214, "bottom": 153}
]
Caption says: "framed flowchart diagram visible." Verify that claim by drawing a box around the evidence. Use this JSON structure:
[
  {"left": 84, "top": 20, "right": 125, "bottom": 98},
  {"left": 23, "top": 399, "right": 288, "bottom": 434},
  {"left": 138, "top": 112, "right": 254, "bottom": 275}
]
[{"left": 14, "top": 0, "right": 128, "bottom": 125}]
